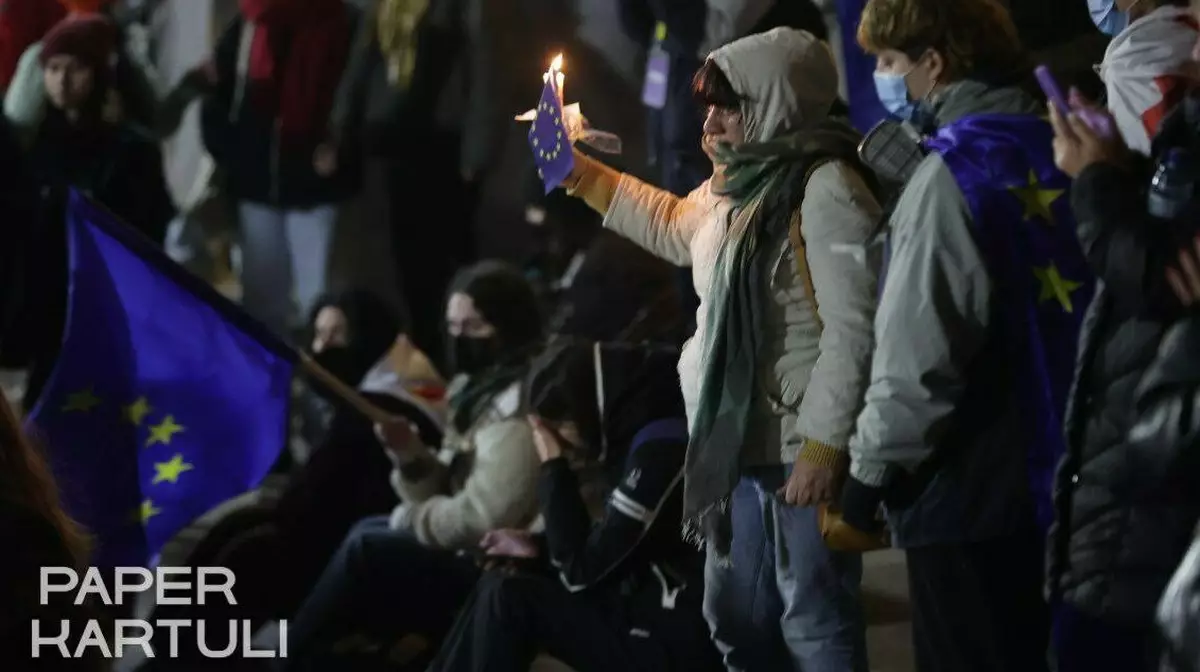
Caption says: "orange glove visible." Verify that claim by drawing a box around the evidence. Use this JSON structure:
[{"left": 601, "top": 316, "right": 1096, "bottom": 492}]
[{"left": 818, "top": 503, "right": 891, "bottom": 553}]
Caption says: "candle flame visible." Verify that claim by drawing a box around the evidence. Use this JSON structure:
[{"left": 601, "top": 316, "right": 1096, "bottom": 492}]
[{"left": 550, "top": 54, "right": 563, "bottom": 72}]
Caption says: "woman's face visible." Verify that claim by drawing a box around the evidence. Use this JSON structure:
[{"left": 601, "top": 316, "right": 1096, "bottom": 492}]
[
  {"left": 702, "top": 105, "right": 745, "bottom": 157},
  {"left": 311, "top": 306, "right": 349, "bottom": 353},
  {"left": 445, "top": 292, "right": 496, "bottom": 339},
  {"left": 43, "top": 54, "right": 95, "bottom": 112}
]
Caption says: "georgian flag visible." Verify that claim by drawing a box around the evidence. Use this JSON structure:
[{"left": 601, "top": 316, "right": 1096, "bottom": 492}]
[{"left": 1101, "top": 6, "right": 1199, "bottom": 156}]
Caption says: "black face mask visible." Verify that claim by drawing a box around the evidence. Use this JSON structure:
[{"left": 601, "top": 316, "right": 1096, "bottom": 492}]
[
  {"left": 449, "top": 335, "right": 501, "bottom": 376},
  {"left": 311, "top": 346, "right": 366, "bottom": 393}
]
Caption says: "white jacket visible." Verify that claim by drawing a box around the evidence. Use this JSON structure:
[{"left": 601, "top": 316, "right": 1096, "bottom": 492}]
[
  {"left": 387, "top": 380, "right": 540, "bottom": 550},
  {"left": 603, "top": 29, "right": 880, "bottom": 465}
]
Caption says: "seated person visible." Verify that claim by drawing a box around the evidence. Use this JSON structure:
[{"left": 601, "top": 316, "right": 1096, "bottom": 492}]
[
  {"left": 141, "top": 293, "right": 448, "bottom": 668},
  {"left": 276, "top": 260, "right": 546, "bottom": 672},
  {"left": 297, "top": 288, "right": 422, "bottom": 451},
  {"left": 429, "top": 339, "right": 723, "bottom": 672}
]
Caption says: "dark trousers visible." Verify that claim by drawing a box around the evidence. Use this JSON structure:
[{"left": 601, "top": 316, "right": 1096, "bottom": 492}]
[
  {"left": 906, "top": 530, "right": 1051, "bottom": 672},
  {"left": 277, "top": 515, "right": 479, "bottom": 672},
  {"left": 1054, "top": 602, "right": 1158, "bottom": 672},
  {"left": 431, "top": 570, "right": 713, "bottom": 672}
]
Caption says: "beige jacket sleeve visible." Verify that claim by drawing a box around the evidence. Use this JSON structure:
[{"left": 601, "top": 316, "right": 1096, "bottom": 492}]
[
  {"left": 390, "top": 418, "right": 540, "bottom": 550},
  {"left": 387, "top": 446, "right": 449, "bottom": 507},
  {"left": 602, "top": 175, "right": 715, "bottom": 266},
  {"left": 791, "top": 161, "right": 882, "bottom": 464}
]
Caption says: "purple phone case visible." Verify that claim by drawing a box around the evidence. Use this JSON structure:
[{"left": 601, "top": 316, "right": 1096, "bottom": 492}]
[
  {"left": 1035, "top": 65, "right": 1069, "bottom": 115},
  {"left": 1035, "top": 64, "right": 1114, "bottom": 138}
]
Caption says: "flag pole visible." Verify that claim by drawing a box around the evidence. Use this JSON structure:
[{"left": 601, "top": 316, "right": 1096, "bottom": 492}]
[{"left": 298, "top": 352, "right": 396, "bottom": 424}]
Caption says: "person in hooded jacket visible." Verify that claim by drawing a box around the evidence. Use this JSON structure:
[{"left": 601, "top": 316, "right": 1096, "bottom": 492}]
[
  {"left": 3, "top": 12, "right": 174, "bottom": 413},
  {"left": 1088, "top": 0, "right": 1197, "bottom": 156},
  {"left": 201, "top": 0, "right": 362, "bottom": 340},
  {"left": 276, "top": 260, "right": 544, "bottom": 672},
  {"left": 1045, "top": 53, "right": 1200, "bottom": 669},
  {"left": 428, "top": 340, "right": 722, "bottom": 672},
  {"left": 839, "top": 0, "right": 1094, "bottom": 670},
  {"left": 559, "top": 26, "right": 883, "bottom": 671}
]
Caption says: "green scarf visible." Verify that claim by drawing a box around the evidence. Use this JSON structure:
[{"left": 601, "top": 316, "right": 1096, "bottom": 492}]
[{"left": 682, "top": 119, "right": 867, "bottom": 563}]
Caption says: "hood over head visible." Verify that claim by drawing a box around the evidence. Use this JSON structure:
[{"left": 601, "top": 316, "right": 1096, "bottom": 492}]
[{"left": 707, "top": 27, "right": 839, "bottom": 144}]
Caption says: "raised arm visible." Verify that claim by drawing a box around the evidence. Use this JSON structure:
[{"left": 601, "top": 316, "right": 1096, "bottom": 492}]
[
  {"left": 540, "top": 419, "right": 688, "bottom": 592},
  {"left": 566, "top": 150, "right": 714, "bottom": 266}
]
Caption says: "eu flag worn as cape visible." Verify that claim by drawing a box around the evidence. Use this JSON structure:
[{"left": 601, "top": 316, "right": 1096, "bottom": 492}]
[
  {"left": 528, "top": 75, "right": 574, "bottom": 194},
  {"left": 27, "top": 191, "right": 294, "bottom": 568},
  {"left": 923, "top": 114, "right": 1096, "bottom": 531}
]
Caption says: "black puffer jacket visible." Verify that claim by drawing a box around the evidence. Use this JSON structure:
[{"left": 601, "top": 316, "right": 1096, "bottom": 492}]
[
  {"left": 1131, "top": 316, "right": 1200, "bottom": 671},
  {"left": 1049, "top": 97, "right": 1200, "bottom": 626}
]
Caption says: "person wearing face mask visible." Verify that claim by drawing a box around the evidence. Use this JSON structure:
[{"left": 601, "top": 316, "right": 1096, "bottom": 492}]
[
  {"left": 1088, "top": 0, "right": 1198, "bottom": 155},
  {"left": 275, "top": 260, "right": 545, "bottom": 672},
  {"left": 840, "top": 1, "right": 1096, "bottom": 670},
  {"left": 558, "top": 26, "right": 884, "bottom": 671},
  {"left": 428, "top": 340, "right": 723, "bottom": 672}
]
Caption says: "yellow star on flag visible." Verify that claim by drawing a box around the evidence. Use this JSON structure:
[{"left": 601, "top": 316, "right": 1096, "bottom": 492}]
[
  {"left": 152, "top": 453, "right": 194, "bottom": 485},
  {"left": 124, "top": 396, "right": 152, "bottom": 426},
  {"left": 1009, "top": 169, "right": 1065, "bottom": 225},
  {"left": 138, "top": 499, "right": 161, "bottom": 523},
  {"left": 62, "top": 386, "right": 101, "bottom": 413},
  {"left": 146, "top": 415, "right": 185, "bottom": 447},
  {"left": 1034, "top": 263, "right": 1084, "bottom": 313}
]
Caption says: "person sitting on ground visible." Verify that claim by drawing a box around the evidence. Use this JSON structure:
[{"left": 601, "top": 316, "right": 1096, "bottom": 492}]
[
  {"left": 429, "top": 339, "right": 723, "bottom": 672},
  {"left": 276, "top": 260, "right": 546, "bottom": 672}
]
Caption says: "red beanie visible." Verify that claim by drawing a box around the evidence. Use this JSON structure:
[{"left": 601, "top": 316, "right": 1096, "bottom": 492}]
[{"left": 39, "top": 13, "right": 116, "bottom": 71}]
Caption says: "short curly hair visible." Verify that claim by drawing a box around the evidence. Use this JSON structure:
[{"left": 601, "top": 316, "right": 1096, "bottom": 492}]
[{"left": 857, "top": 0, "right": 1026, "bottom": 82}]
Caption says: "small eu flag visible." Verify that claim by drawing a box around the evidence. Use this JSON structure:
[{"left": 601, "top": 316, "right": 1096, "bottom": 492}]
[
  {"left": 26, "top": 191, "right": 295, "bottom": 568},
  {"left": 528, "top": 77, "right": 574, "bottom": 194}
]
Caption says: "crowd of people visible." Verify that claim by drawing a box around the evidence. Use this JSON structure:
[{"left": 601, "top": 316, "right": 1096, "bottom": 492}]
[{"left": 3, "top": 0, "right": 1200, "bottom": 670}]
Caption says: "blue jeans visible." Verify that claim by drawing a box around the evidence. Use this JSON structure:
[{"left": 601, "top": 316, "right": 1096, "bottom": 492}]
[{"left": 702, "top": 467, "right": 868, "bottom": 672}]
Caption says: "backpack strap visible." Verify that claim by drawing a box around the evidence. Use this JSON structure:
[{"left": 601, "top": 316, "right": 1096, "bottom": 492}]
[{"left": 788, "top": 157, "right": 838, "bottom": 333}]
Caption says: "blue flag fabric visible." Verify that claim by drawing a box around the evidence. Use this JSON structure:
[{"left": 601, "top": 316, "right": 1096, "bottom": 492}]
[
  {"left": 528, "top": 77, "right": 575, "bottom": 194},
  {"left": 27, "top": 191, "right": 295, "bottom": 568},
  {"left": 923, "top": 114, "right": 1096, "bottom": 532},
  {"left": 837, "top": 0, "right": 888, "bottom": 132}
]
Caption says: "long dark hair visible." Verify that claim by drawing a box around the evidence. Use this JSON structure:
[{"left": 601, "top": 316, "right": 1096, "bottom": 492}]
[{"left": 0, "top": 396, "right": 89, "bottom": 566}]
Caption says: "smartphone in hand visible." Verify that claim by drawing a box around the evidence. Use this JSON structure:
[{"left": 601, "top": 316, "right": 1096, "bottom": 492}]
[{"left": 1036, "top": 64, "right": 1114, "bottom": 139}]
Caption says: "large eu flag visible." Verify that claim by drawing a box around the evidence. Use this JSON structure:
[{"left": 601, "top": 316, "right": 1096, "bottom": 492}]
[
  {"left": 528, "top": 76, "right": 574, "bottom": 194},
  {"left": 26, "top": 191, "right": 295, "bottom": 568},
  {"left": 924, "top": 114, "right": 1095, "bottom": 531}
]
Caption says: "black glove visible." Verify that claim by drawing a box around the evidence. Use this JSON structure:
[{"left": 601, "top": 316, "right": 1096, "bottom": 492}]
[{"left": 840, "top": 477, "right": 886, "bottom": 532}]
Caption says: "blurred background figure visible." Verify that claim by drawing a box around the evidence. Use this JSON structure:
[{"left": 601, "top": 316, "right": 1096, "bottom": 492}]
[
  {"left": 200, "top": 0, "right": 362, "bottom": 340},
  {"left": 1, "top": 11, "right": 174, "bottom": 413}
]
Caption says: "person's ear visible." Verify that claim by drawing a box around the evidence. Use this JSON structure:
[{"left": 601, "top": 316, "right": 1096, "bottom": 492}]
[{"left": 925, "top": 49, "right": 946, "bottom": 90}]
